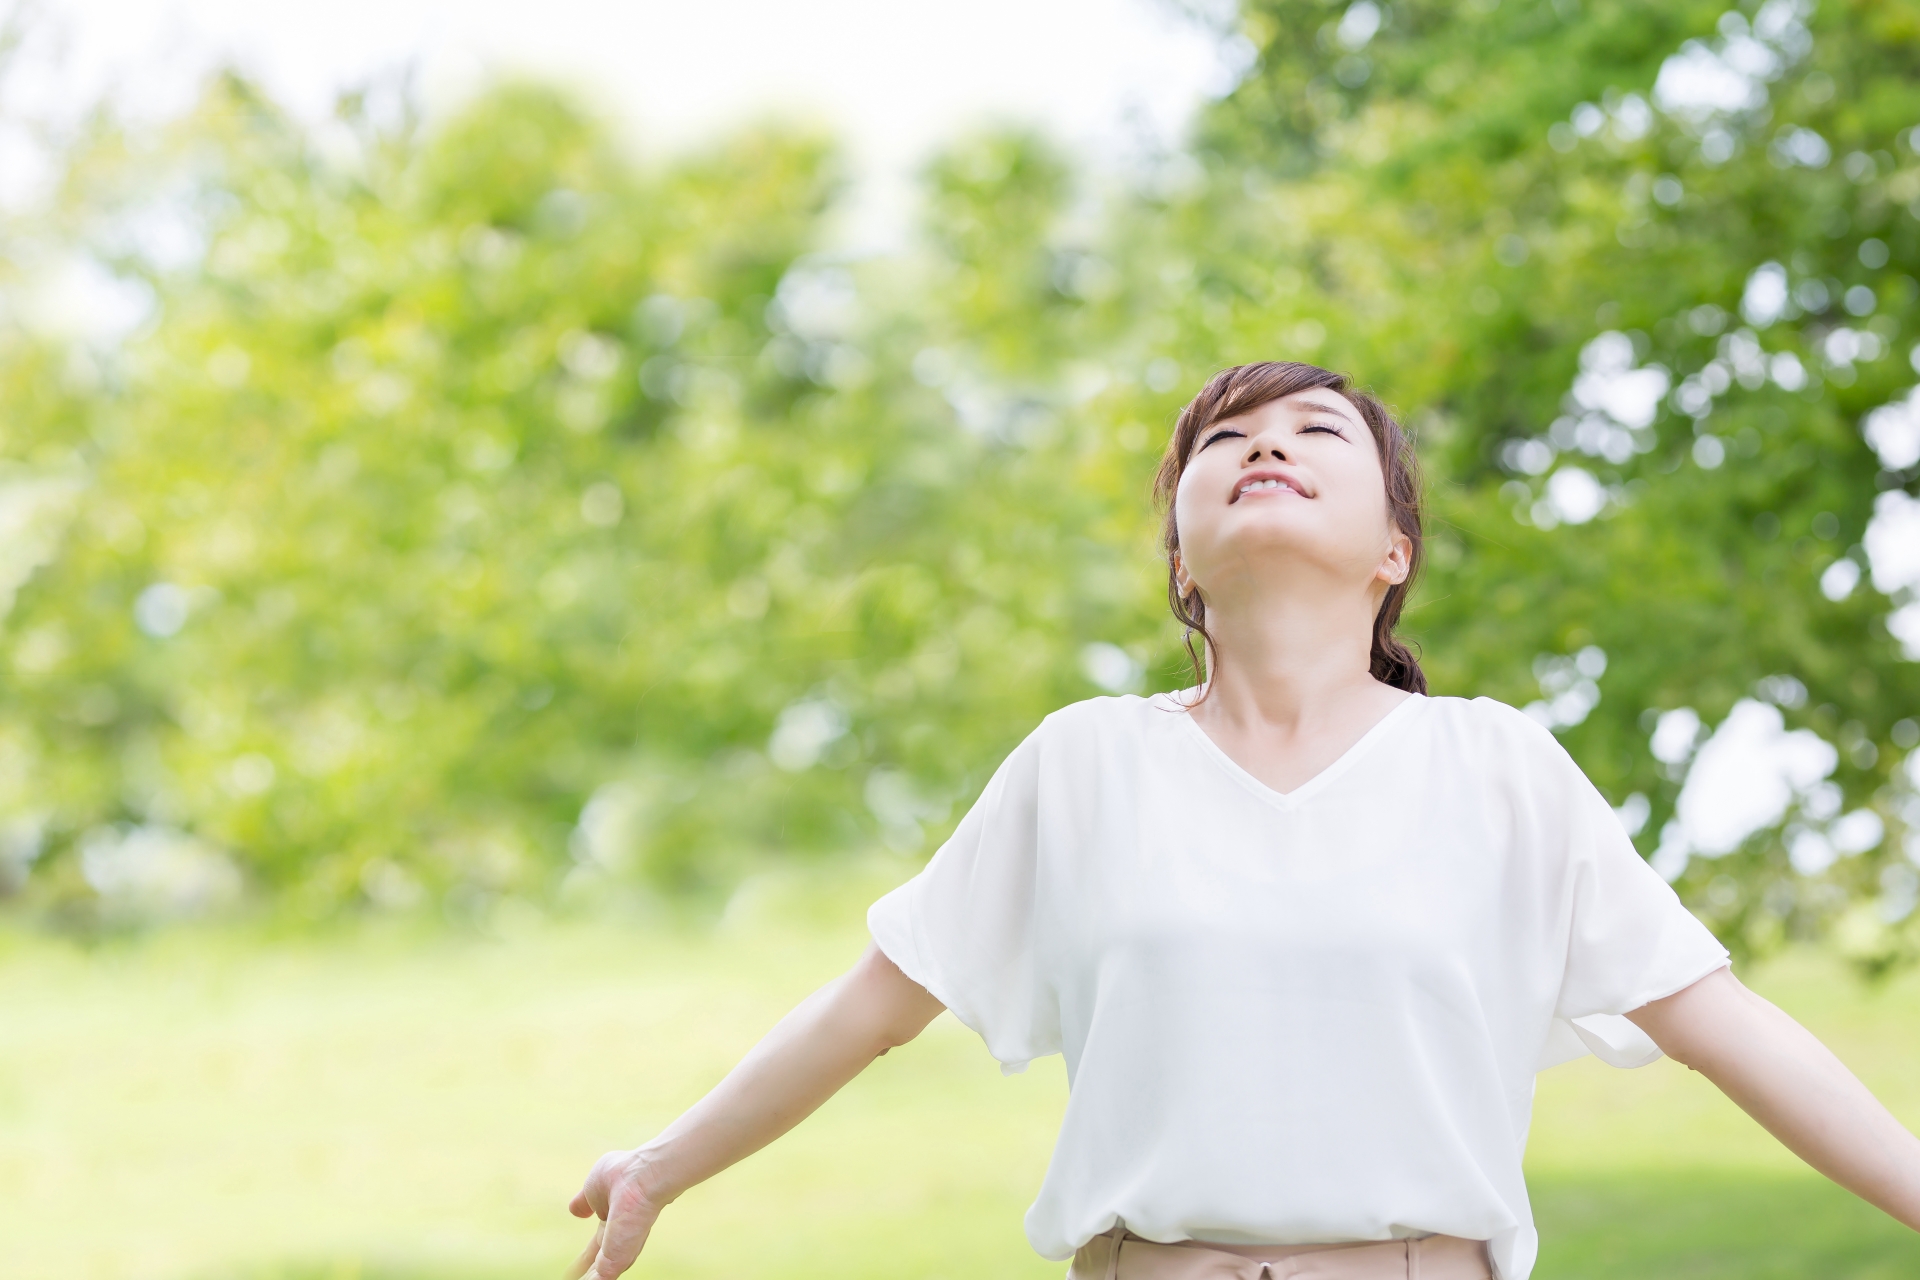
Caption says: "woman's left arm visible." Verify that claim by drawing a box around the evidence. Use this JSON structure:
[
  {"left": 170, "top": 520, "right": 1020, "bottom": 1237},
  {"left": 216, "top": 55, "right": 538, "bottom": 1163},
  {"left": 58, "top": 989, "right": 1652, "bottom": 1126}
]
[{"left": 1626, "top": 965, "right": 1920, "bottom": 1230}]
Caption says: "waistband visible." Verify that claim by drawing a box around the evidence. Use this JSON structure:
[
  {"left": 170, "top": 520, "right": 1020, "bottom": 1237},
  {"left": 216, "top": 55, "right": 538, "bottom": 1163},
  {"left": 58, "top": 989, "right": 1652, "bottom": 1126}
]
[{"left": 1068, "top": 1227, "right": 1493, "bottom": 1280}]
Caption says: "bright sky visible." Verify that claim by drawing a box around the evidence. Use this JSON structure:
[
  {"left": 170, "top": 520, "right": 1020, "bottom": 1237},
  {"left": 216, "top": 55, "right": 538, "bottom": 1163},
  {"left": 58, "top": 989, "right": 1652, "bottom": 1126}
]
[{"left": 22, "top": 0, "right": 1236, "bottom": 250}]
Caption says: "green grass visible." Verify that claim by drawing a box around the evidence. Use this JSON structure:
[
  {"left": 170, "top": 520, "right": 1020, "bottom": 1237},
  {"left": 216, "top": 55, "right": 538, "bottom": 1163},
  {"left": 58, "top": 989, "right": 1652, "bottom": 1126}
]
[{"left": 4, "top": 862, "right": 1919, "bottom": 1280}]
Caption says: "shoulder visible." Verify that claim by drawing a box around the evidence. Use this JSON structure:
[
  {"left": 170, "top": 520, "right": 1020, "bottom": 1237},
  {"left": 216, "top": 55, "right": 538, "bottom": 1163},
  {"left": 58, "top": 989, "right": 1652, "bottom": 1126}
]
[
  {"left": 1421, "top": 692, "right": 1557, "bottom": 740},
  {"left": 1033, "top": 692, "right": 1169, "bottom": 743},
  {"left": 1440, "top": 693, "right": 1556, "bottom": 738},
  {"left": 1418, "top": 693, "right": 1584, "bottom": 781},
  {"left": 967, "top": 695, "right": 1160, "bottom": 801}
]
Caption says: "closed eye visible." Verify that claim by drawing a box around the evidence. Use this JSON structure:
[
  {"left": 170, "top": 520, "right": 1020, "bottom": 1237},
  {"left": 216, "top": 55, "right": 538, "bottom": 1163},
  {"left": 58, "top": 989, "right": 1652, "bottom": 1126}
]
[
  {"left": 1302, "top": 423, "right": 1347, "bottom": 438},
  {"left": 1197, "top": 428, "right": 1245, "bottom": 450}
]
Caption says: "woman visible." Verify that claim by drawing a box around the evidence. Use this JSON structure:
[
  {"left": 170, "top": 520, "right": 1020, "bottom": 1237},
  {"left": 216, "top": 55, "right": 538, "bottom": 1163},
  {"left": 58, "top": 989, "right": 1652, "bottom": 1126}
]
[{"left": 565, "top": 362, "right": 1920, "bottom": 1280}]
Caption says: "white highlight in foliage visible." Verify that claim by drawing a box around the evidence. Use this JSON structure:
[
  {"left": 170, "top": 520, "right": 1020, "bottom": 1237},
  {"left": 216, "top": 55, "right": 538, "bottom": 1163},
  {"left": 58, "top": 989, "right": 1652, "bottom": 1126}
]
[
  {"left": 134, "top": 582, "right": 191, "bottom": 637},
  {"left": 1673, "top": 699, "right": 1837, "bottom": 858},
  {"left": 1522, "top": 647, "right": 1605, "bottom": 731},
  {"left": 1741, "top": 262, "right": 1789, "bottom": 328},
  {"left": 1889, "top": 604, "right": 1920, "bottom": 662},
  {"left": 1771, "top": 126, "right": 1831, "bottom": 169},
  {"left": 1081, "top": 641, "right": 1144, "bottom": 694},
  {"left": 579, "top": 481, "right": 624, "bottom": 527},
  {"left": 1615, "top": 791, "right": 1651, "bottom": 837},
  {"left": 18, "top": 254, "right": 156, "bottom": 341},
  {"left": 866, "top": 767, "right": 945, "bottom": 853},
  {"left": 1769, "top": 351, "right": 1807, "bottom": 391},
  {"left": 79, "top": 824, "right": 241, "bottom": 916},
  {"left": 1754, "top": 673, "right": 1807, "bottom": 709},
  {"left": 1862, "top": 388, "right": 1920, "bottom": 470},
  {"left": 1830, "top": 808, "right": 1886, "bottom": 855},
  {"left": 1610, "top": 94, "right": 1653, "bottom": 142},
  {"left": 1820, "top": 557, "right": 1861, "bottom": 601},
  {"left": 772, "top": 265, "right": 860, "bottom": 341},
  {"left": 1654, "top": 39, "right": 1769, "bottom": 116},
  {"left": 1789, "top": 827, "right": 1837, "bottom": 876},
  {"left": 1336, "top": 1, "right": 1382, "bottom": 50},
  {"left": 769, "top": 698, "right": 849, "bottom": 771},
  {"left": 1866, "top": 491, "right": 1920, "bottom": 596},
  {"left": 0, "top": 469, "right": 84, "bottom": 622},
  {"left": 1650, "top": 707, "right": 1703, "bottom": 765},
  {"left": 1545, "top": 466, "right": 1607, "bottom": 525},
  {"left": 1573, "top": 331, "right": 1669, "bottom": 429},
  {"left": 569, "top": 780, "right": 647, "bottom": 871}
]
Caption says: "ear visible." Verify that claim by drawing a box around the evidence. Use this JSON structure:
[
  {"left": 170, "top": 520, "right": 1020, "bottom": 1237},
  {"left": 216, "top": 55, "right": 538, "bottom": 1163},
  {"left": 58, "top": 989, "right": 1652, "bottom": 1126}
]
[
  {"left": 1376, "top": 527, "right": 1412, "bottom": 588},
  {"left": 1172, "top": 550, "right": 1196, "bottom": 601}
]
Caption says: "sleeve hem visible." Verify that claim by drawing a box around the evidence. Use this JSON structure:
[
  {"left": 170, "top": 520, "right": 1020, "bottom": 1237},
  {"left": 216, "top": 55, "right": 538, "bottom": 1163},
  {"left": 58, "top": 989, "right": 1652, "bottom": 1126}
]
[
  {"left": 1609, "top": 950, "right": 1732, "bottom": 1018},
  {"left": 866, "top": 886, "right": 1037, "bottom": 1074},
  {"left": 1556, "top": 946, "right": 1731, "bottom": 1026}
]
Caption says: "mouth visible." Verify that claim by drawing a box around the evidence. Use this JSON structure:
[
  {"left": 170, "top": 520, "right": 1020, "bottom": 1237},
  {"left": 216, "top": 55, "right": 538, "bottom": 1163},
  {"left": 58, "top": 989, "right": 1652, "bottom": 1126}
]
[{"left": 1232, "top": 474, "right": 1310, "bottom": 502}]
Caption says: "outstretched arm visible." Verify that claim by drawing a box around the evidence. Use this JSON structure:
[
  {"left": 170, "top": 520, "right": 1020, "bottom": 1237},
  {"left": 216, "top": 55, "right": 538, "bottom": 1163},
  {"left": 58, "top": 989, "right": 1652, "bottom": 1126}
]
[
  {"left": 566, "top": 941, "right": 945, "bottom": 1279},
  {"left": 1626, "top": 964, "right": 1920, "bottom": 1231}
]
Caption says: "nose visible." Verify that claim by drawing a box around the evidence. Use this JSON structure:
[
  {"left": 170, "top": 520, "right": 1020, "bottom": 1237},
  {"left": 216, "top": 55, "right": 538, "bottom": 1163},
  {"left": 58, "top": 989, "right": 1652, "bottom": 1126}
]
[{"left": 1245, "top": 443, "right": 1286, "bottom": 464}]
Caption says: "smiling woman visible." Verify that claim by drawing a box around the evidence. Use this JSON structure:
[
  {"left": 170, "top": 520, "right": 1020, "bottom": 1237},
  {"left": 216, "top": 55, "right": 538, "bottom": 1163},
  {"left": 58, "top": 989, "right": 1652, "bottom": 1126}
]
[
  {"left": 564, "top": 361, "right": 1920, "bottom": 1280},
  {"left": 1152, "top": 361, "right": 1425, "bottom": 703}
]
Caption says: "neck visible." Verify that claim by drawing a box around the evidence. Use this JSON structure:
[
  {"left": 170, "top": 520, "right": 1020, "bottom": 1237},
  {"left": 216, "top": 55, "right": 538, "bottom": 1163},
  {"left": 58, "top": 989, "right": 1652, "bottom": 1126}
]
[{"left": 1191, "top": 578, "right": 1391, "bottom": 732}]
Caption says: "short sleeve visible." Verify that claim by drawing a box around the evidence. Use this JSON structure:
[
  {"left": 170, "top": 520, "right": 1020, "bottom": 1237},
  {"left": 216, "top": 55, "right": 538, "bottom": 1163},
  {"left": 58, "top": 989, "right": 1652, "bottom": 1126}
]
[
  {"left": 1534, "top": 720, "right": 1730, "bottom": 1070},
  {"left": 867, "top": 724, "right": 1061, "bottom": 1075}
]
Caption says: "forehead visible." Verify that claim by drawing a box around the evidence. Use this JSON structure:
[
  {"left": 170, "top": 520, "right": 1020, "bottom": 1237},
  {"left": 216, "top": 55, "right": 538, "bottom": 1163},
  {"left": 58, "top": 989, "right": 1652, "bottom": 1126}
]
[{"left": 1212, "top": 389, "right": 1366, "bottom": 433}]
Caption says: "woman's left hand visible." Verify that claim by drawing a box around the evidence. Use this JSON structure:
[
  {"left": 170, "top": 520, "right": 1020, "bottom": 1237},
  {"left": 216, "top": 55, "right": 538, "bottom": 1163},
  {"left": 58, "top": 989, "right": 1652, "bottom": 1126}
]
[{"left": 565, "top": 1148, "right": 670, "bottom": 1280}]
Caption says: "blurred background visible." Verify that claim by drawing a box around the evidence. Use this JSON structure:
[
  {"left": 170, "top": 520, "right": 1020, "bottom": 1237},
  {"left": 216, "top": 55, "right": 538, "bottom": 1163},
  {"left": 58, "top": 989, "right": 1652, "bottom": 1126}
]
[{"left": 3, "top": 0, "right": 1920, "bottom": 1276}]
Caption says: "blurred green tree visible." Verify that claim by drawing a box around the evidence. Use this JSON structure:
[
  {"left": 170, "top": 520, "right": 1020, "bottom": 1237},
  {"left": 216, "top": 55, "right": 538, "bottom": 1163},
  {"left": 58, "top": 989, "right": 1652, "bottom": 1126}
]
[
  {"left": 1, "top": 0, "right": 1918, "bottom": 972},
  {"left": 0, "top": 76, "right": 1166, "bottom": 924},
  {"left": 1144, "top": 0, "right": 1920, "bottom": 967}
]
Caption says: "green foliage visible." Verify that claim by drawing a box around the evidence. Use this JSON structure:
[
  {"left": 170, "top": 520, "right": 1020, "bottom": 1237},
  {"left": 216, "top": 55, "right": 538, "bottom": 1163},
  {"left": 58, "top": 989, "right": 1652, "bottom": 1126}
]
[
  {"left": 2, "top": 2, "right": 1919, "bottom": 967},
  {"left": 1166, "top": 0, "right": 1920, "bottom": 966},
  {"left": 0, "top": 77, "right": 1167, "bottom": 924}
]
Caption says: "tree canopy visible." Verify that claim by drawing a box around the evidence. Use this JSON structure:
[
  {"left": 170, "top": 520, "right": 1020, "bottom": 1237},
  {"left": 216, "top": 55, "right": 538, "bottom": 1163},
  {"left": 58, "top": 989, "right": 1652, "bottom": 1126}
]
[{"left": 2, "top": 1, "right": 1918, "bottom": 971}]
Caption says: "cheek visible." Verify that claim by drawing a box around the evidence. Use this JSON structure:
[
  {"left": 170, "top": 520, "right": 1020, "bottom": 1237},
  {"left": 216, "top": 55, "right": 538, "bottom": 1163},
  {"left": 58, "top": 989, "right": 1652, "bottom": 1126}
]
[
  {"left": 1172, "top": 468, "right": 1215, "bottom": 552},
  {"left": 1329, "top": 454, "right": 1394, "bottom": 537}
]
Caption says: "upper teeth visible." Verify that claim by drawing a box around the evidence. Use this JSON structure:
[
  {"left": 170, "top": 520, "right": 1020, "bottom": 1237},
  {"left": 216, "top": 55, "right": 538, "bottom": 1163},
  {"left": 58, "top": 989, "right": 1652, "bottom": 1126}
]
[{"left": 1242, "top": 478, "right": 1290, "bottom": 493}]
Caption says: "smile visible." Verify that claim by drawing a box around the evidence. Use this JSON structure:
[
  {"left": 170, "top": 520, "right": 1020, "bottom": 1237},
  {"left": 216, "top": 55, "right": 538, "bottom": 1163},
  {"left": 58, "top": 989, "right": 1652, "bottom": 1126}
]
[{"left": 1234, "top": 476, "right": 1304, "bottom": 499}]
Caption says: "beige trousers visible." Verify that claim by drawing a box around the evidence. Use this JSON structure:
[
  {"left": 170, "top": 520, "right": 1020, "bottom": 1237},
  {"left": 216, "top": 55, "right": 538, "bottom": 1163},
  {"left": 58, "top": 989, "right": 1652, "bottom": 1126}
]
[{"left": 1067, "top": 1228, "right": 1494, "bottom": 1280}]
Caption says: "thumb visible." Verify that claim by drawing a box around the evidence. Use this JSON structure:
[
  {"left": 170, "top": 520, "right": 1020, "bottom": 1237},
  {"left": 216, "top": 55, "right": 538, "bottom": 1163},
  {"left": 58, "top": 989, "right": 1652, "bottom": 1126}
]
[{"left": 570, "top": 1190, "right": 593, "bottom": 1218}]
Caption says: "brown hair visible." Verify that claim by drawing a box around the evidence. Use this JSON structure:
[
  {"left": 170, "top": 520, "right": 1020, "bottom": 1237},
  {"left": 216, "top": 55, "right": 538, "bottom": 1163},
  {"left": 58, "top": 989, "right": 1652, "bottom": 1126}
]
[{"left": 1151, "top": 361, "right": 1427, "bottom": 696}]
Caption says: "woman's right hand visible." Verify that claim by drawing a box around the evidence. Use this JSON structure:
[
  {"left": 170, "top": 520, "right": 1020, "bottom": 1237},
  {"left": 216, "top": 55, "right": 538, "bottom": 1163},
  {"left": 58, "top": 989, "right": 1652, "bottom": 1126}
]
[
  {"left": 565, "top": 1148, "right": 672, "bottom": 1280},
  {"left": 560, "top": 944, "right": 946, "bottom": 1277}
]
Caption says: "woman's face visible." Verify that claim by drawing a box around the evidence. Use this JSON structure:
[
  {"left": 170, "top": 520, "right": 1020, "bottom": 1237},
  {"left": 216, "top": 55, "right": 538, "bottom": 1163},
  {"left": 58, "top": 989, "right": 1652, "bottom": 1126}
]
[{"left": 1171, "top": 390, "right": 1409, "bottom": 609}]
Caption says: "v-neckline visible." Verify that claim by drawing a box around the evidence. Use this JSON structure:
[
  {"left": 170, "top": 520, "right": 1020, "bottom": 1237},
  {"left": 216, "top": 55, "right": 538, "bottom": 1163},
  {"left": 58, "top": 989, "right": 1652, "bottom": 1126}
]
[{"left": 1169, "top": 691, "right": 1428, "bottom": 812}]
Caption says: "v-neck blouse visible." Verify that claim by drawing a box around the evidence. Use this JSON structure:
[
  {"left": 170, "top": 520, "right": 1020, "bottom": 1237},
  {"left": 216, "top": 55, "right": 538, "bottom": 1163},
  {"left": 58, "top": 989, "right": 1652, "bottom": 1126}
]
[
  {"left": 866, "top": 691, "right": 1730, "bottom": 1280},
  {"left": 1172, "top": 689, "right": 1427, "bottom": 810}
]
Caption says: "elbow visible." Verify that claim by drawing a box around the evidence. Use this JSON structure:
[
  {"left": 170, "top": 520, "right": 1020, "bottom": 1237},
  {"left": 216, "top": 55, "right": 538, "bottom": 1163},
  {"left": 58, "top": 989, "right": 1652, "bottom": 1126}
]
[
  {"left": 844, "top": 943, "right": 943, "bottom": 1055},
  {"left": 860, "top": 1007, "right": 926, "bottom": 1064},
  {"left": 1661, "top": 1039, "right": 1704, "bottom": 1073},
  {"left": 872, "top": 1024, "right": 915, "bottom": 1055}
]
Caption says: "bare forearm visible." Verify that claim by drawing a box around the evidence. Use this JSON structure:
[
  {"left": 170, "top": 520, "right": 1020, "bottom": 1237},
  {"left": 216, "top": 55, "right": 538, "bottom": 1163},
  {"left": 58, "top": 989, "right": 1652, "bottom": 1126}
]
[
  {"left": 630, "top": 945, "right": 942, "bottom": 1203},
  {"left": 1630, "top": 967, "right": 1920, "bottom": 1230}
]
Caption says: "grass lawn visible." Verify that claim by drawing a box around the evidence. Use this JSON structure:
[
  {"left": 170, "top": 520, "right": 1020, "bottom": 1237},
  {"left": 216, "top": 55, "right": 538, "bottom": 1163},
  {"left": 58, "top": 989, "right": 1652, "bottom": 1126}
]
[{"left": 3, "top": 860, "right": 1918, "bottom": 1280}]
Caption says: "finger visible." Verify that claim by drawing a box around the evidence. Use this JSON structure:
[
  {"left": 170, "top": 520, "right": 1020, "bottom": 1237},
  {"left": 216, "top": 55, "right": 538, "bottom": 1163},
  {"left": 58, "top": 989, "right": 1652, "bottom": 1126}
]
[
  {"left": 586, "top": 1193, "right": 654, "bottom": 1280},
  {"left": 570, "top": 1190, "right": 594, "bottom": 1218},
  {"left": 575, "top": 1154, "right": 618, "bottom": 1220},
  {"left": 564, "top": 1221, "right": 606, "bottom": 1280}
]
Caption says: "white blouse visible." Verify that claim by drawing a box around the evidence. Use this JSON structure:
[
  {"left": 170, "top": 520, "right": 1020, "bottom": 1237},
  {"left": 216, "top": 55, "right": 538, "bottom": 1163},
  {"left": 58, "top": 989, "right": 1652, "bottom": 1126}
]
[{"left": 866, "top": 690, "right": 1730, "bottom": 1280}]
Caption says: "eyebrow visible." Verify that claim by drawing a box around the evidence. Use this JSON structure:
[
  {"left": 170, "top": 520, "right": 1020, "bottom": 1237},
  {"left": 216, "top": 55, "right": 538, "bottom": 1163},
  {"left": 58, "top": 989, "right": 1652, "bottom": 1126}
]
[{"left": 1288, "top": 399, "right": 1359, "bottom": 424}]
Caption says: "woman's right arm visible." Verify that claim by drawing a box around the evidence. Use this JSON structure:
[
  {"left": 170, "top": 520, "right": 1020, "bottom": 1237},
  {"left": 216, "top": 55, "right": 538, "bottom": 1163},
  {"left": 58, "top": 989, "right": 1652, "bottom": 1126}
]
[{"left": 564, "top": 941, "right": 947, "bottom": 1280}]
